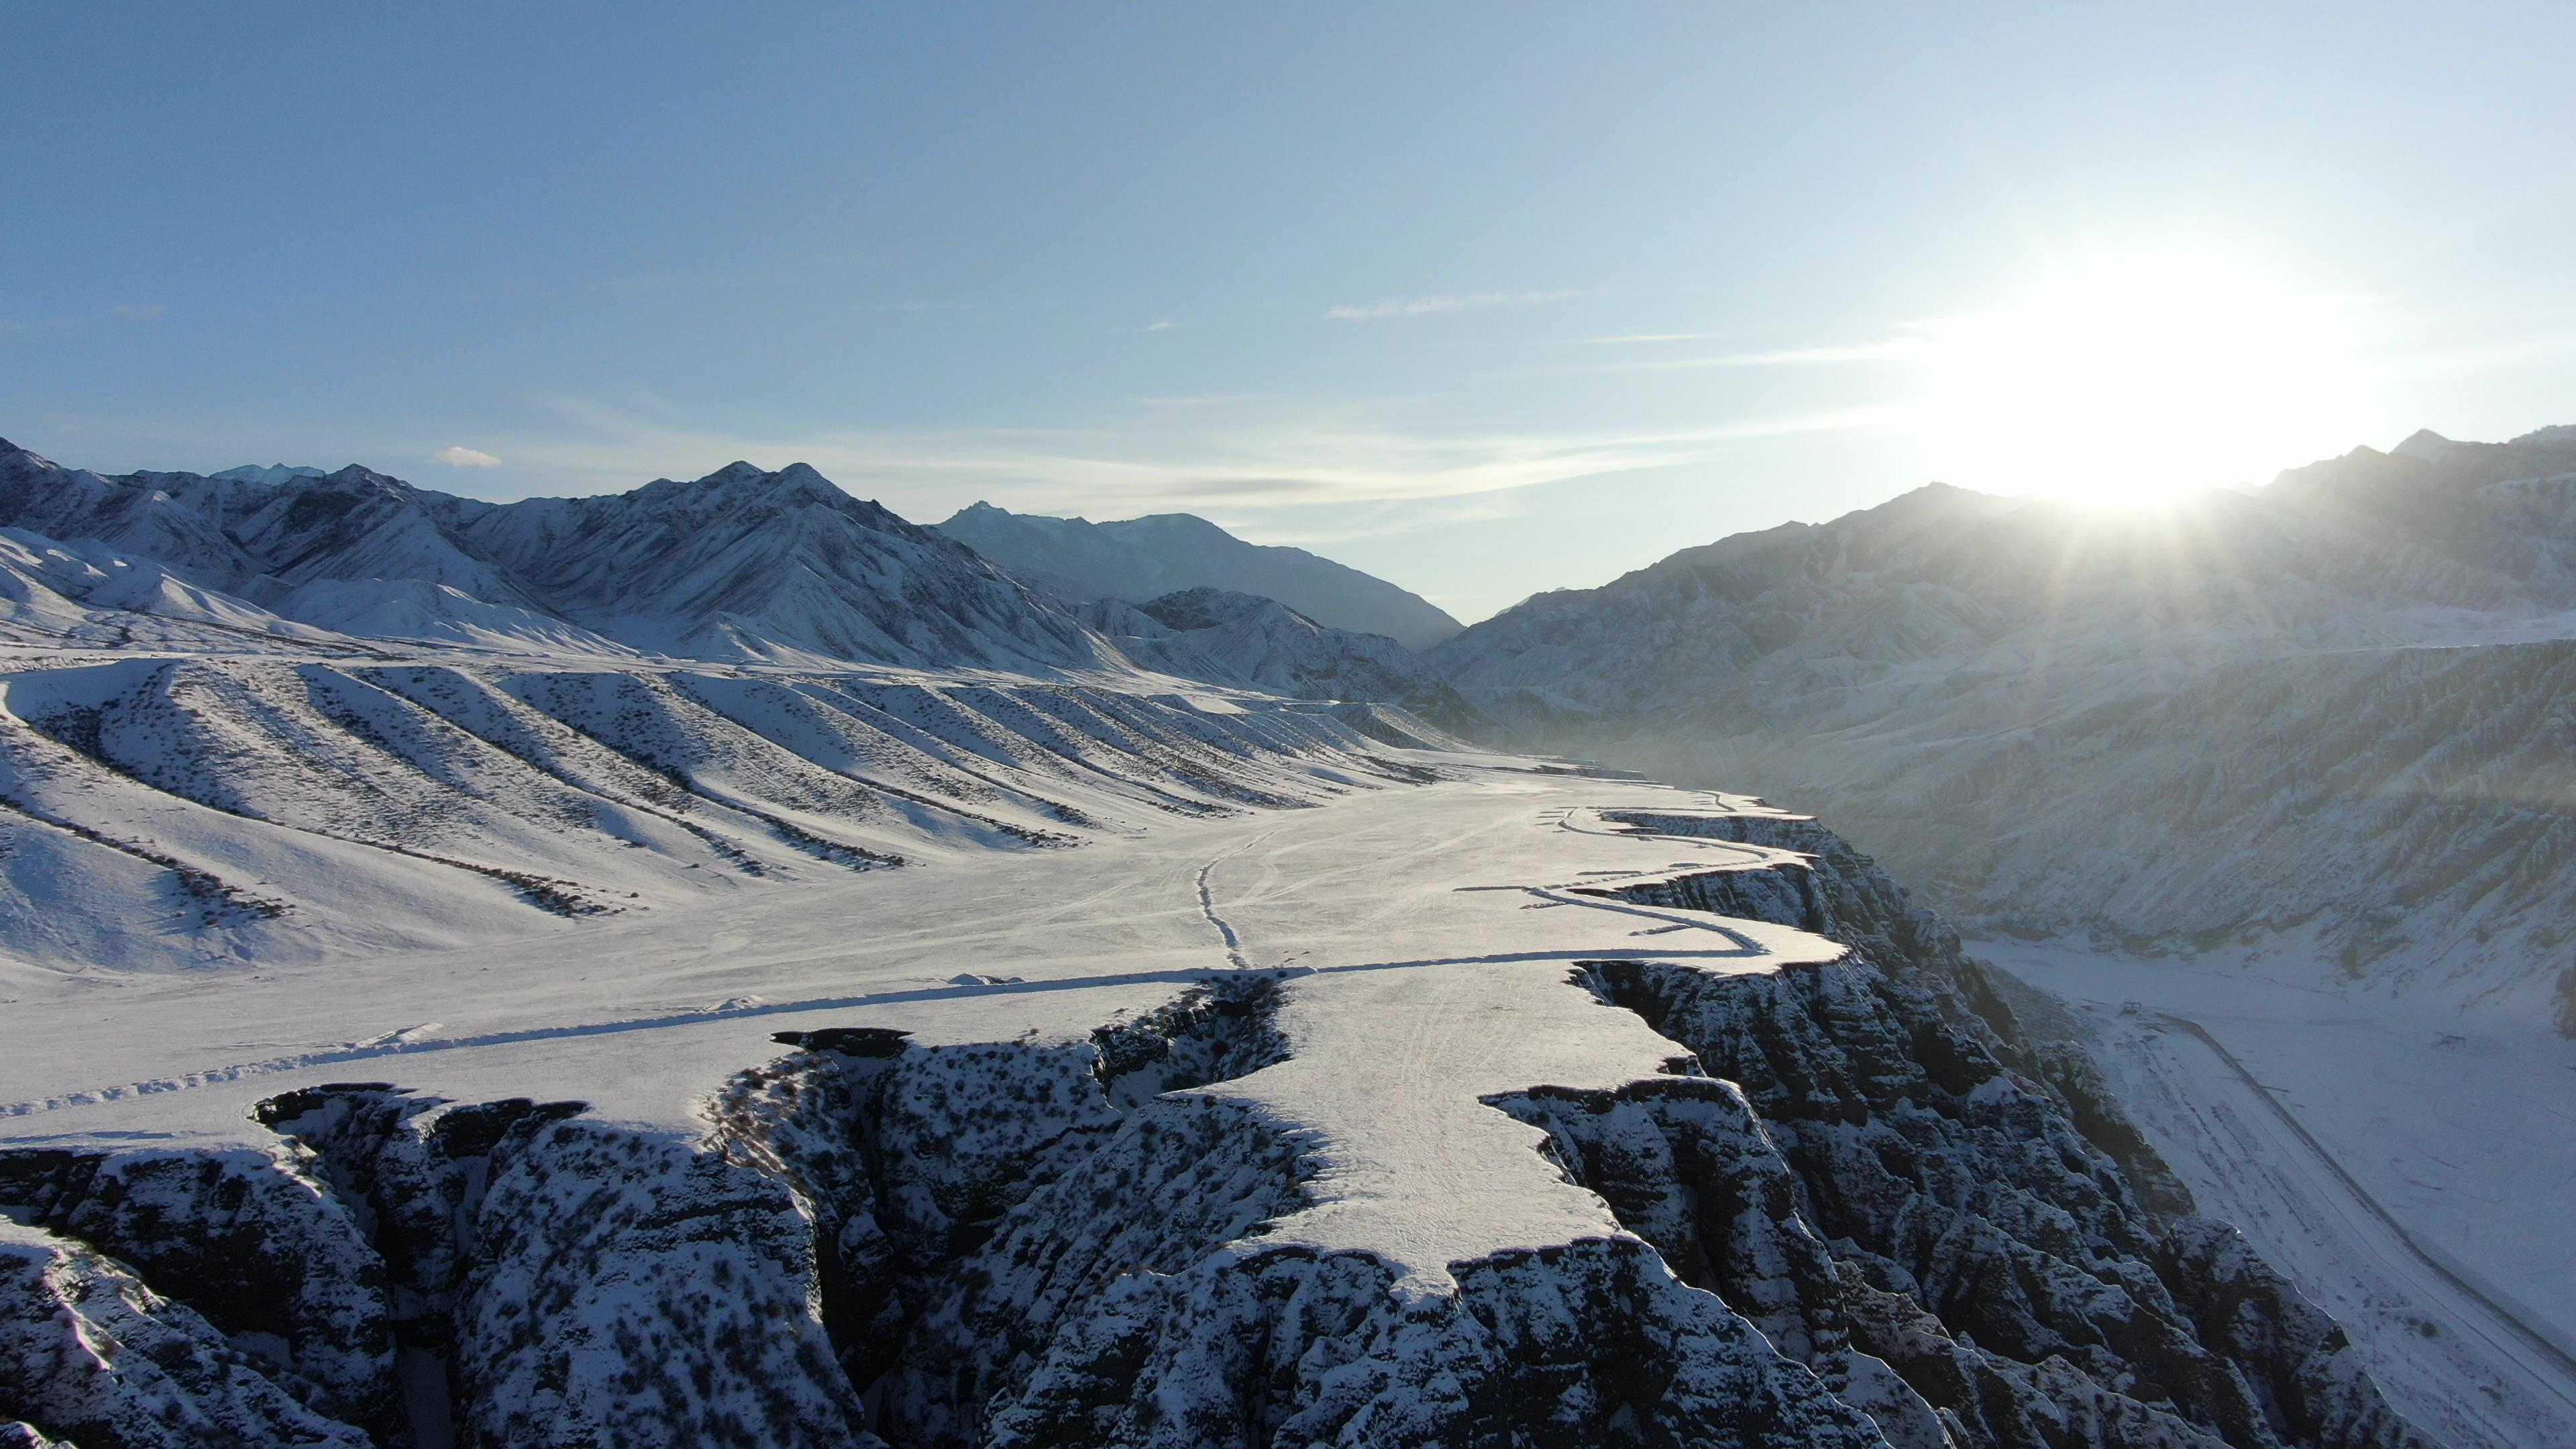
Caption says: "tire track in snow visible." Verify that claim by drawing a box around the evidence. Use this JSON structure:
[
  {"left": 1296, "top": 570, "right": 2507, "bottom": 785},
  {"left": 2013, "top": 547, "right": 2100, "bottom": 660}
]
[{"left": 1195, "top": 830, "right": 1272, "bottom": 970}]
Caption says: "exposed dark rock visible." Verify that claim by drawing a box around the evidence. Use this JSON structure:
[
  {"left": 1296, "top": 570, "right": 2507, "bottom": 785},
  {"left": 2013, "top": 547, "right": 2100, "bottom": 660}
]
[
  {"left": 0, "top": 1145, "right": 396, "bottom": 1440},
  {"left": 0, "top": 1219, "right": 373, "bottom": 1448}
]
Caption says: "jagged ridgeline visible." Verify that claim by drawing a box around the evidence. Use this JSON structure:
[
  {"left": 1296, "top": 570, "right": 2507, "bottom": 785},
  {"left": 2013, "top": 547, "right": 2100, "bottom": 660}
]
[
  {"left": 0, "top": 441, "right": 1467, "bottom": 720},
  {"left": 1, "top": 812, "right": 2431, "bottom": 1448}
]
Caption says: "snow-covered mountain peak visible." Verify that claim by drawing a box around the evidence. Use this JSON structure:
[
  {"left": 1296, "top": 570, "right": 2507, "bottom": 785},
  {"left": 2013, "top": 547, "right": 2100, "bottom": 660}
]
[
  {"left": 655, "top": 460, "right": 839, "bottom": 495},
  {"left": 2392, "top": 428, "right": 2459, "bottom": 463},
  {"left": 938, "top": 500, "right": 1464, "bottom": 648},
  {"left": 637, "top": 460, "right": 893, "bottom": 521},
  {"left": 0, "top": 443, "right": 1126, "bottom": 670},
  {"left": 0, "top": 438, "right": 62, "bottom": 478},
  {"left": 1115, "top": 511, "right": 1236, "bottom": 545},
  {"left": 211, "top": 464, "right": 329, "bottom": 484},
  {"left": 318, "top": 462, "right": 417, "bottom": 491}
]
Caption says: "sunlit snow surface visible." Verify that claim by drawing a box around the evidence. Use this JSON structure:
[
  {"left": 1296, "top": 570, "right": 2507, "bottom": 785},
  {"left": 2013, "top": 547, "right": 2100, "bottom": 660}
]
[{"left": 0, "top": 676, "right": 1831, "bottom": 1299}]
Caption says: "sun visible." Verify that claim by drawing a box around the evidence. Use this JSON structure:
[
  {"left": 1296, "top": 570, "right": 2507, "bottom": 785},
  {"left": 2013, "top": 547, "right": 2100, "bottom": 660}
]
[{"left": 1913, "top": 248, "right": 2370, "bottom": 505}]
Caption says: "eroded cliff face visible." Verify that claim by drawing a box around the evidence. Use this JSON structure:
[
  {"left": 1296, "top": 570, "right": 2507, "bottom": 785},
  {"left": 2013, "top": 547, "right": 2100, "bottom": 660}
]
[
  {"left": 1578, "top": 811, "right": 2426, "bottom": 1449},
  {"left": 0, "top": 833, "right": 2434, "bottom": 1449}
]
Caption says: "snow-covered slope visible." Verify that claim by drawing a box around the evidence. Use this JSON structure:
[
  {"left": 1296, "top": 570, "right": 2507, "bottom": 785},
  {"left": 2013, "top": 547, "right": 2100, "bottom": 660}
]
[
  {"left": 0, "top": 650, "right": 1464, "bottom": 973},
  {"left": 1434, "top": 425, "right": 2576, "bottom": 1030},
  {"left": 938, "top": 500, "right": 1464, "bottom": 649},
  {"left": 445, "top": 464, "right": 1116, "bottom": 671},
  {"left": 1082, "top": 586, "right": 1485, "bottom": 732},
  {"left": 0, "top": 528, "right": 355, "bottom": 653},
  {"left": 0, "top": 442, "right": 1116, "bottom": 671}
]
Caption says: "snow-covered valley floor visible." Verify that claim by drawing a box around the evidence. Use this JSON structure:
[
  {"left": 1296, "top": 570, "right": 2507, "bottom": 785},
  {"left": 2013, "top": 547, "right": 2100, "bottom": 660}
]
[
  {"left": 1984, "top": 941, "right": 2576, "bottom": 1449},
  {"left": 5, "top": 757, "right": 1862, "bottom": 1326}
]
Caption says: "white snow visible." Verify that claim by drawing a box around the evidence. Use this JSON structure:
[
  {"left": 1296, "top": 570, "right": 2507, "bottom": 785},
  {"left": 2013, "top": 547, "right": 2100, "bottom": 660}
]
[
  {"left": 0, "top": 753, "right": 1839, "bottom": 1305},
  {"left": 1983, "top": 938, "right": 2576, "bottom": 1449}
]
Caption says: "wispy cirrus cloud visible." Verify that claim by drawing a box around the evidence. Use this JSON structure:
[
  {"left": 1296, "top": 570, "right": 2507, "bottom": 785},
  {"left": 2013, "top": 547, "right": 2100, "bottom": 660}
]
[
  {"left": 1517, "top": 332, "right": 1935, "bottom": 382},
  {"left": 1578, "top": 333, "right": 1931, "bottom": 370},
  {"left": 1324, "top": 290, "right": 1575, "bottom": 321},
  {"left": 111, "top": 303, "right": 168, "bottom": 321},
  {"left": 481, "top": 392, "right": 1902, "bottom": 521}
]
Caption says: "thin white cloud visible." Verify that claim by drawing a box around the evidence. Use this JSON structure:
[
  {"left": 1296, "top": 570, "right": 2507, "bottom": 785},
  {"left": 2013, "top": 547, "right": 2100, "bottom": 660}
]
[
  {"left": 1145, "top": 319, "right": 1177, "bottom": 332},
  {"left": 1533, "top": 333, "right": 1934, "bottom": 380},
  {"left": 1324, "top": 290, "right": 1575, "bottom": 321},
  {"left": 1625, "top": 337, "right": 1931, "bottom": 371},
  {"left": 486, "top": 394, "right": 1902, "bottom": 522},
  {"left": 433, "top": 445, "right": 503, "bottom": 468},
  {"left": 111, "top": 303, "right": 168, "bottom": 321}
]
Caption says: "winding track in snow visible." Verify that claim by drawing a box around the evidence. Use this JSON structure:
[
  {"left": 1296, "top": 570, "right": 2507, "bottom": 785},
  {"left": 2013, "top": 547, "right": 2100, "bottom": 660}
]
[{"left": 1193, "top": 830, "right": 1273, "bottom": 970}]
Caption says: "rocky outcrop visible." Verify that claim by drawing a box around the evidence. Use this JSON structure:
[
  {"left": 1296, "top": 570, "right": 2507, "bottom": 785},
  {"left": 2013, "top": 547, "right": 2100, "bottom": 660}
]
[
  {"left": 0, "top": 1218, "right": 373, "bottom": 1448},
  {"left": 1570, "top": 809, "right": 2433, "bottom": 1449},
  {"left": 0, "top": 1144, "right": 396, "bottom": 1438}
]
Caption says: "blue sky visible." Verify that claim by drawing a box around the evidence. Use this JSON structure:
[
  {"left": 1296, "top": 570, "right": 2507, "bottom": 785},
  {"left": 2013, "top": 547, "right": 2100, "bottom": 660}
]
[{"left": 7, "top": 4, "right": 2575, "bottom": 620}]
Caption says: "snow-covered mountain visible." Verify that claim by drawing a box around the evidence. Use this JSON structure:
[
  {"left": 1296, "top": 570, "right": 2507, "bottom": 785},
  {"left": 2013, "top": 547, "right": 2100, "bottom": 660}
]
[
  {"left": 211, "top": 464, "right": 329, "bottom": 485},
  {"left": 0, "top": 432, "right": 2518, "bottom": 1449},
  {"left": 0, "top": 442, "right": 1116, "bottom": 671},
  {"left": 1082, "top": 586, "right": 1485, "bottom": 731},
  {"left": 937, "top": 500, "right": 1464, "bottom": 649},
  {"left": 0, "top": 443, "right": 1504, "bottom": 724},
  {"left": 1433, "top": 425, "right": 2576, "bottom": 1030},
  {"left": 0, "top": 527, "right": 350, "bottom": 652},
  {"left": 0, "top": 649, "right": 1459, "bottom": 973}
]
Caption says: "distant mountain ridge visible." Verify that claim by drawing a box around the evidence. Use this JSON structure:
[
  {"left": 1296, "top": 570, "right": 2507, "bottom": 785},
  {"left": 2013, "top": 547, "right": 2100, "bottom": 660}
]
[
  {"left": 936, "top": 501, "right": 1463, "bottom": 649},
  {"left": 1082, "top": 586, "right": 1482, "bottom": 731},
  {"left": 210, "top": 464, "right": 327, "bottom": 485},
  {"left": 1432, "top": 423, "right": 2576, "bottom": 1029},
  {"left": 0, "top": 442, "right": 1116, "bottom": 672},
  {"left": 0, "top": 441, "right": 1481, "bottom": 729}
]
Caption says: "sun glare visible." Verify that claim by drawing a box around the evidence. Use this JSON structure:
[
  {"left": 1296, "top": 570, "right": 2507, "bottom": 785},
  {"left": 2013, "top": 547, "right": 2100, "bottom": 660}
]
[{"left": 1914, "top": 250, "right": 2369, "bottom": 505}]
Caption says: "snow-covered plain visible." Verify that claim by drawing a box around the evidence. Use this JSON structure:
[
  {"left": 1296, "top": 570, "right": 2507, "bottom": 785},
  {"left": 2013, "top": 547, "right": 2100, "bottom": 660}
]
[
  {"left": 0, "top": 741, "right": 1817, "bottom": 1258},
  {"left": 1984, "top": 940, "right": 2576, "bottom": 1449}
]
